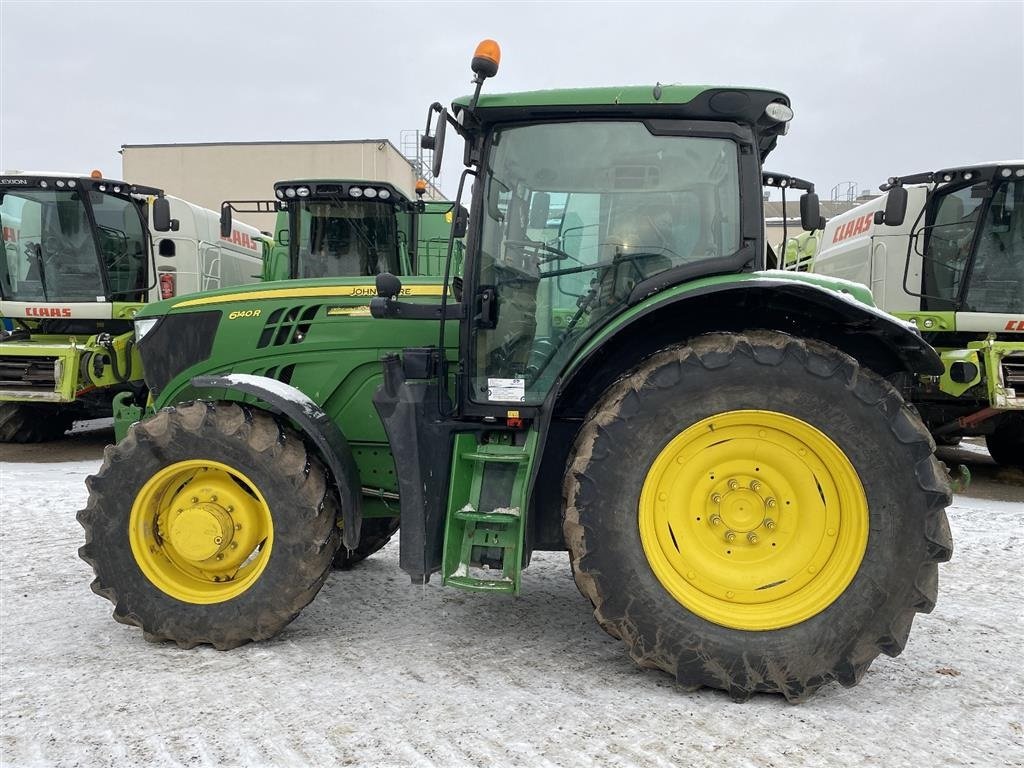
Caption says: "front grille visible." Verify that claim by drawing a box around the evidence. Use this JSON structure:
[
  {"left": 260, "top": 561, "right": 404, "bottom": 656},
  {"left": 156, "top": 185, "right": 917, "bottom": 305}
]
[
  {"left": 1001, "top": 354, "right": 1024, "bottom": 392},
  {"left": 0, "top": 356, "right": 58, "bottom": 391}
]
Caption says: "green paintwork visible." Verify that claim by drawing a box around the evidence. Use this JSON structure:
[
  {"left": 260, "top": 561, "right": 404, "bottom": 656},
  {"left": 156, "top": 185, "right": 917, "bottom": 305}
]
[
  {"left": 455, "top": 85, "right": 712, "bottom": 110},
  {"left": 782, "top": 230, "right": 820, "bottom": 271},
  {"left": 135, "top": 275, "right": 454, "bottom": 504},
  {"left": 894, "top": 310, "right": 956, "bottom": 333},
  {"left": 0, "top": 328, "right": 143, "bottom": 405},
  {"left": 931, "top": 338, "right": 1024, "bottom": 409},
  {"left": 973, "top": 338, "right": 1024, "bottom": 409},
  {"left": 441, "top": 429, "right": 537, "bottom": 594},
  {"left": 937, "top": 348, "right": 983, "bottom": 398},
  {"left": 567, "top": 269, "right": 879, "bottom": 375}
]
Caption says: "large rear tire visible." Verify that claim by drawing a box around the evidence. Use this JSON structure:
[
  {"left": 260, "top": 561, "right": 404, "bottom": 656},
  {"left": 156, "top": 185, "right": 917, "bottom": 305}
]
[
  {"left": 0, "top": 402, "right": 75, "bottom": 443},
  {"left": 985, "top": 414, "right": 1023, "bottom": 469},
  {"left": 78, "top": 401, "right": 340, "bottom": 649},
  {"left": 563, "top": 331, "right": 953, "bottom": 701}
]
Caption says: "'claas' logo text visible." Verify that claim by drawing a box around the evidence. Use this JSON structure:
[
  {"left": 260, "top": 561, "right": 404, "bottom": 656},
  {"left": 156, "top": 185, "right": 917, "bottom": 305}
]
[
  {"left": 832, "top": 213, "right": 875, "bottom": 244},
  {"left": 27, "top": 307, "right": 72, "bottom": 317},
  {"left": 221, "top": 230, "right": 260, "bottom": 252}
]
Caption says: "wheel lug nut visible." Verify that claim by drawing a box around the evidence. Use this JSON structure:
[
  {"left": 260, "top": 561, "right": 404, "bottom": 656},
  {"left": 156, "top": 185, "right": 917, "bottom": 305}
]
[
  {"left": 230, "top": 542, "right": 238, "bottom": 549},
  {"left": 765, "top": 519, "right": 777, "bottom": 530},
  {"left": 728, "top": 479, "right": 739, "bottom": 490},
  {"left": 724, "top": 530, "right": 736, "bottom": 542},
  {"left": 749, "top": 480, "right": 761, "bottom": 491},
  {"left": 711, "top": 493, "right": 722, "bottom": 504},
  {"left": 747, "top": 532, "right": 759, "bottom": 544},
  {"left": 210, "top": 495, "right": 217, "bottom": 502},
  {"left": 766, "top": 498, "right": 777, "bottom": 509},
  {"left": 710, "top": 515, "right": 722, "bottom": 526},
  {"left": 227, "top": 506, "right": 234, "bottom": 513},
  {"left": 214, "top": 537, "right": 223, "bottom": 545},
  {"left": 234, "top": 523, "right": 242, "bottom": 530},
  {"left": 190, "top": 497, "right": 198, "bottom": 503},
  {"left": 216, "top": 553, "right": 224, "bottom": 560}
]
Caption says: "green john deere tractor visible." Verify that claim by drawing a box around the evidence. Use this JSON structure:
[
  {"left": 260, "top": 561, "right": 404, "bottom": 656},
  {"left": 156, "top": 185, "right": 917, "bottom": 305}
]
[
  {"left": 80, "top": 41, "right": 953, "bottom": 702},
  {"left": 111, "top": 178, "right": 464, "bottom": 441}
]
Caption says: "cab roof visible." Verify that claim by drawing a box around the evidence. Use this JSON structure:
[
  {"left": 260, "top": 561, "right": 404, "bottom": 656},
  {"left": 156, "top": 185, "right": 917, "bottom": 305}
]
[{"left": 452, "top": 85, "right": 792, "bottom": 157}]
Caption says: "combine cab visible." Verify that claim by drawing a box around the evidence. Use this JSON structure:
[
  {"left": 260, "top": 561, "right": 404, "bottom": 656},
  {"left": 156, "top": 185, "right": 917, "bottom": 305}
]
[{"left": 0, "top": 172, "right": 265, "bottom": 442}]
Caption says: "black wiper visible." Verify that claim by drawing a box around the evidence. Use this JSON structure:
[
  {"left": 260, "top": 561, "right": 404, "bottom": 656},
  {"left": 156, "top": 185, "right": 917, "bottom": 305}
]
[{"left": 33, "top": 243, "right": 50, "bottom": 301}]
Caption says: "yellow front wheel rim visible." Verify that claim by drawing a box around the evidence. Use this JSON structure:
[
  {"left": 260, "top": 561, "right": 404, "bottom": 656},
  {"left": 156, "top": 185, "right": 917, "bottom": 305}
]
[
  {"left": 129, "top": 460, "right": 274, "bottom": 604},
  {"left": 639, "top": 410, "right": 869, "bottom": 631}
]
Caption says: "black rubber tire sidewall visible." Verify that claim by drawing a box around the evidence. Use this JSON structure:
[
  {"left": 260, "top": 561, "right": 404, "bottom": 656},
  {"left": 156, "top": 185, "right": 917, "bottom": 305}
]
[
  {"left": 565, "top": 332, "right": 949, "bottom": 698},
  {"left": 80, "top": 403, "right": 339, "bottom": 648}
]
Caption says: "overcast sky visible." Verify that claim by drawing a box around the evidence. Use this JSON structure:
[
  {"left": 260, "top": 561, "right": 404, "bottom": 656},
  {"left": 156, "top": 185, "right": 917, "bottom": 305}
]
[{"left": 2, "top": 1, "right": 1022, "bottom": 200}]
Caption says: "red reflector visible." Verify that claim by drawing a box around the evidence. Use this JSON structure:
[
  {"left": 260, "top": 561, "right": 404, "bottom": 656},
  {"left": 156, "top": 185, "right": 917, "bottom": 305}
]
[{"left": 159, "top": 273, "right": 176, "bottom": 299}]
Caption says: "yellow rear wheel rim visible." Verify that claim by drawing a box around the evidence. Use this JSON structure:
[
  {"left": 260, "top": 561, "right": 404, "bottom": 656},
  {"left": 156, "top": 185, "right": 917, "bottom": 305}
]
[
  {"left": 638, "top": 410, "right": 868, "bottom": 631},
  {"left": 129, "top": 460, "right": 274, "bottom": 604}
]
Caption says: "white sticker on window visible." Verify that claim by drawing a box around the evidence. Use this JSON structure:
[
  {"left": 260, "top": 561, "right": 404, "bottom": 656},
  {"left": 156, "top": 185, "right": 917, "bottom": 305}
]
[{"left": 487, "top": 377, "right": 526, "bottom": 402}]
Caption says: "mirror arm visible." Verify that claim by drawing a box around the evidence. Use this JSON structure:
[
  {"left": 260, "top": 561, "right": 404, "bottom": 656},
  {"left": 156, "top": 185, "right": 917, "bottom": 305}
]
[{"left": 370, "top": 297, "right": 465, "bottom": 320}]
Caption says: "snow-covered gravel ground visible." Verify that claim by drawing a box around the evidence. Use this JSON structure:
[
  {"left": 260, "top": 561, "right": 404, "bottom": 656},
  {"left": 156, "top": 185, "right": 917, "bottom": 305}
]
[{"left": 1, "top": 426, "right": 1022, "bottom": 768}]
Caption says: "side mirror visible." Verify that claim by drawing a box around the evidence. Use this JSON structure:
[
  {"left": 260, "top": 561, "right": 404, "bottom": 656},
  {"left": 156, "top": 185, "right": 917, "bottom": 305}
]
[
  {"left": 883, "top": 186, "right": 908, "bottom": 226},
  {"left": 799, "top": 192, "right": 821, "bottom": 231},
  {"left": 220, "top": 205, "right": 232, "bottom": 238},
  {"left": 152, "top": 197, "right": 172, "bottom": 232},
  {"left": 453, "top": 206, "right": 469, "bottom": 239},
  {"left": 529, "top": 192, "right": 550, "bottom": 229},
  {"left": 376, "top": 271, "right": 403, "bottom": 300},
  {"left": 431, "top": 108, "right": 448, "bottom": 179}
]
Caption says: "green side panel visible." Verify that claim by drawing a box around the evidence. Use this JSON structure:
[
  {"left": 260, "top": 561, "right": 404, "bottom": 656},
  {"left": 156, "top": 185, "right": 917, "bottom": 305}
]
[
  {"left": 937, "top": 348, "right": 983, "bottom": 397},
  {"left": 441, "top": 429, "right": 538, "bottom": 594},
  {"left": 147, "top": 278, "right": 459, "bottom": 495},
  {"left": 972, "top": 339, "right": 1024, "bottom": 410},
  {"left": 417, "top": 201, "right": 463, "bottom": 277},
  {"left": 112, "top": 391, "right": 143, "bottom": 442}
]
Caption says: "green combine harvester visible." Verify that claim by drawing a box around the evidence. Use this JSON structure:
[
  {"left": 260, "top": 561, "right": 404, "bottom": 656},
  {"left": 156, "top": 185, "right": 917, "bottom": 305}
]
[{"left": 80, "top": 41, "right": 953, "bottom": 702}]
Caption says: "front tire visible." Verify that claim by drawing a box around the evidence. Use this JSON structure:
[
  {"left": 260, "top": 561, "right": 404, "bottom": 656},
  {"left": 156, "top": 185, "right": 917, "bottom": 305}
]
[
  {"left": 0, "top": 402, "right": 76, "bottom": 443},
  {"left": 78, "top": 401, "right": 340, "bottom": 649},
  {"left": 563, "top": 331, "right": 953, "bottom": 701},
  {"left": 986, "top": 414, "right": 1023, "bottom": 469}
]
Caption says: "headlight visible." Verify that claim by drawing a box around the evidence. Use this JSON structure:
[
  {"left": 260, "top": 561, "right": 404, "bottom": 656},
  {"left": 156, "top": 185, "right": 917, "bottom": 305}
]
[
  {"left": 284, "top": 187, "right": 297, "bottom": 198},
  {"left": 275, "top": 189, "right": 285, "bottom": 199},
  {"left": 377, "top": 189, "right": 391, "bottom": 200},
  {"left": 363, "top": 187, "right": 378, "bottom": 199},
  {"left": 296, "top": 186, "right": 310, "bottom": 197},
  {"left": 765, "top": 102, "right": 794, "bottom": 122},
  {"left": 349, "top": 186, "right": 363, "bottom": 198},
  {"left": 134, "top": 317, "right": 160, "bottom": 341}
]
